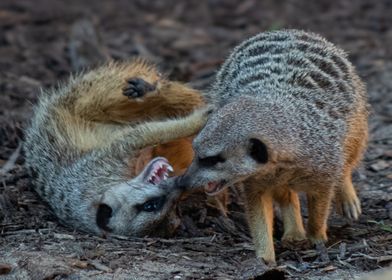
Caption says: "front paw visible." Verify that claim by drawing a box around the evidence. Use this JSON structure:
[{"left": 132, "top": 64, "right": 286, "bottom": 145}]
[
  {"left": 122, "top": 78, "right": 156, "bottom": 99},
  {"left": 194, "top": 105, "right": 215, "bottom": 122},
  {"left": 255, "top": 247, "right": 276, "bottom": 266},
  {"left": 336, "top": 194, "right": 361, "bottom": 221}
]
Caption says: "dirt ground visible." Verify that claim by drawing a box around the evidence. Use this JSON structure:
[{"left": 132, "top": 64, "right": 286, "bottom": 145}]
[{"left": 1, "top": 0, "right": 392, "bottom": 279}]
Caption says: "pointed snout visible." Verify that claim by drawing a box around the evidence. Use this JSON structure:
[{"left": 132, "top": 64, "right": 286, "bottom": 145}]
[
  {"left": 175, "top": 163, "right": 205, "bottom": 191},
  {"left": 175, "top": 174, "right": 192, "bottom": 190}
]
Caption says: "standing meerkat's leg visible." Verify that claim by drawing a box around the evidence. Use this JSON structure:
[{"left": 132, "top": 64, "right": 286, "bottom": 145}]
[
  {"left": 336, "top": 171, "right": 361, "bottom": 221},
  {"left": 336, "top": 112, "right": 367, "bottom": 220},
  {"left": 273, "top": 188, "right": 306, "bottom": 244},
  {"left": 243, "top": 180, "right": 275, "bottom": 264},
  {"left": 306, "top": 189, "right": 333, "bottom": 243}
]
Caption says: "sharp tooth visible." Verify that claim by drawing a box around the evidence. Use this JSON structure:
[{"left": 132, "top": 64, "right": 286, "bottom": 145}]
[
  {"left": 167, "top": 166, "right": 174, "bottom": 172},
  {"left": 163, "top": 175, "right": 168, "bottom": 179}
]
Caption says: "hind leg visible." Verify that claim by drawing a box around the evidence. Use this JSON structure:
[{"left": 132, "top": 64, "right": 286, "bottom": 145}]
[
  {"left": 306, "top": 187, "right": 333, "bottom": 244},
  {"left": 80, "top": 77, "right": 204, "bottom": 124},
  {"left": 306, "top": 188, "right": 334, "bottom": 262},
  {"left": 273, "top": 188, "right": 306, "bottom": 244},
  {"left": 335, "top": 171, "right": 361, "bottom": 221},
  {"left": 67, "top": 61, "right": 204, "bottom": 124},
  {"left": 336, "top": 112, "right": 367, "bottom": 220}
]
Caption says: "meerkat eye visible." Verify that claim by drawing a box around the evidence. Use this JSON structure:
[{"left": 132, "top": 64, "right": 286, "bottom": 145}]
[
  {"left": 96, "top": 203, "right": 113, "bottom": 232},
  {"left": 198, "top": 155, "right": 225, "bottom": 167},
  {"left": 249, "top": 138, "right": 268, "bottom": 163},
  {"left": 137, "top": 196, "right": 166, "bottom": 212}
]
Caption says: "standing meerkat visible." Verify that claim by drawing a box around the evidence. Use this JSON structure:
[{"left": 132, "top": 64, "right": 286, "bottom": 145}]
[
  {"left": 179, "top": 30, "right": 368, "bottom": 263},
  {"left": 24, "top": 59, "right": 210, "bottom": 236}
]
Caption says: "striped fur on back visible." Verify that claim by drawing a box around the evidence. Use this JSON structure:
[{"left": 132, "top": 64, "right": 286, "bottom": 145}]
[{"left": 210, "top": 30, "right": 364, "bottom": 123}]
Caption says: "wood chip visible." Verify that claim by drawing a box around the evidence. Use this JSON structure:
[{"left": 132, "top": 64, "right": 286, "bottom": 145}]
[
  {"left": 321, "top": 265, "right": 336, "bottom": 272},
  {"left": 54, "top": 233, "right": 75, "bottom": 240},
  {"left": 377, "top": 255, "right": 392, "bottom": 263},
  {"left": 383, "top": 150, "right": 392, "bottom": 158},
  {"left": 71, "top": 260, "right": 89, "bottom": 269},
  {"left": 370, "top": 160, "right": 390, "bottom": 171},
  {"left": 0, "top": 263, "right": 12, "bottom": 275},
  {"left": 88, "top": 260, "right": 112, "bottom": 273},
  {"left": 0, "top": 143, "right": 21, "bottom": 175},
  {"left": 339, "top": 242, "right": 347, "bottom": 259}
]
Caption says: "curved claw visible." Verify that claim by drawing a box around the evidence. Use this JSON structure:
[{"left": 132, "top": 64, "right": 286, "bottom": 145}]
[{"left": 342, "top": 196, "right": 361, "bottom": 221}]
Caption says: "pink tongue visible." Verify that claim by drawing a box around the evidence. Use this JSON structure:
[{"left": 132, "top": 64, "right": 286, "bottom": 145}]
[
  {"left": 206, "top": 182, "right": 218, "bottom": 192},
  {"left": 157, "top": 167, "right": 166, "bottom": 177}
]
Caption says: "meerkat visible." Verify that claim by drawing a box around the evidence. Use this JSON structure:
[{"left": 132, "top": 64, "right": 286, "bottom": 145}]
[
  {"left": 24, "top": 59, "right": 210, "bottom": 236},
  {"left": 178, "top": 30, "right": 368, "bottom": 263}
]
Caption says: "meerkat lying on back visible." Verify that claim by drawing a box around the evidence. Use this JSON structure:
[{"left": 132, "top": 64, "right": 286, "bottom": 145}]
[
  {"left": 24, "top": 59, "right": 209, "bottom": 236},
  {"left": 179, "top": 30, "right": 368, "bottom": 263}
]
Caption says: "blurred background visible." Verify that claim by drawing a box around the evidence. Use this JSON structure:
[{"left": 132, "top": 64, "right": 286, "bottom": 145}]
[
  {"left": 0, "top": 1, "right": 391, "bottom": 279},
  {"left": 1, "top": 0, "right": 391, "bottom": 123}
]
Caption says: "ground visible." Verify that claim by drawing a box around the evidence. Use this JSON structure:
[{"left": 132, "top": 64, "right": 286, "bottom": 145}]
[{"left": 0, "top": 0, "right": 392, "bottom": 279}]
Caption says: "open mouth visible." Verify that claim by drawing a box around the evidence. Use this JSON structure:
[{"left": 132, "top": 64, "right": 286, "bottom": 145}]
[
  {"left": 145, "top": 157, "right": 174, "bottom": 185},
  {"left": 204, "top": 180, "right": 228, "bottom": 196}
]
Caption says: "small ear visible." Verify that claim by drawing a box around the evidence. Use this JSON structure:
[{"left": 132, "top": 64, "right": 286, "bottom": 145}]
[
  {"left": 249, "top": 138, "right": 268, "bottom": 163},
  {"left": 96, "top": 203, "right": 113, "bottom": 232}
]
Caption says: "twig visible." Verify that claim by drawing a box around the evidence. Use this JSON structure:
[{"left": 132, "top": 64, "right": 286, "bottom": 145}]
[
  {"left": 352, "top": 252, "right": 379, "bottom": 260},
  {"left": 109, "top": 234, "right": 217, "bottom": 244},
  {"left": 0, "top": 143, "right": 21, "bottom": 176},
  {"left": 339, "top": 242, "right": 347, "bottom": 259},
  {"left": 0, "top": 228, "right": 50, "bottom": 236},
  {"left": 88, "top": 260, "right": 112, "bottom": 273}
]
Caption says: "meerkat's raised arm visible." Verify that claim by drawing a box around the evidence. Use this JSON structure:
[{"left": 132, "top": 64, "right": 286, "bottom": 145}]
[{"left": 111, "top": 107, "right": 211, "bottom": 152}]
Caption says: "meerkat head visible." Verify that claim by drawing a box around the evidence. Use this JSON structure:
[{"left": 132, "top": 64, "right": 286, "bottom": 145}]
[
  {"left": 178, "top": 97, "right": 283, "bottom": 195},
  {"left": 95, "top": 157, "right": 180, "bottom": 236}
]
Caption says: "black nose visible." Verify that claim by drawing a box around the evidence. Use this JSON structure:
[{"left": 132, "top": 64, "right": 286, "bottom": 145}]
[{"left": 175, "top": 175, "right": 190, "bottom": 190}]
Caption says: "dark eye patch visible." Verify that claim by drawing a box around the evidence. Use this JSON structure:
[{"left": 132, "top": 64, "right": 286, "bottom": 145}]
[
  {"left": 96, "top": 203, "right": 113, "bottom": 232},
  {"left": 136, "top": 196, "right": 166, "bottom": 212},
  {"left": 249, "top": 138, "right": 268, "bottom": 163},
  {"left": 198, "top": 155, "right": 225, "bottom": 167}
]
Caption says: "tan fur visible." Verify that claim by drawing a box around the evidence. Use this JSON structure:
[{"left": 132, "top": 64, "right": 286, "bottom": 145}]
[
  {"left": 53, "top": 60, "right": 204, "bottom": 176},
  {"left": 243, "top": 179, "right": 276, "bottom": 263},
  {"left": 152, "top": 137, "right": 195, "bottom": 176},
  {"left": 25, "top": 59, "right": 218, "bottom": 235},
  {"left": 25, "top": 60, "right": 231, "bottom": 235},
  {"left": 273, "top": 188, "right": 306, "bottom": 243}
]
